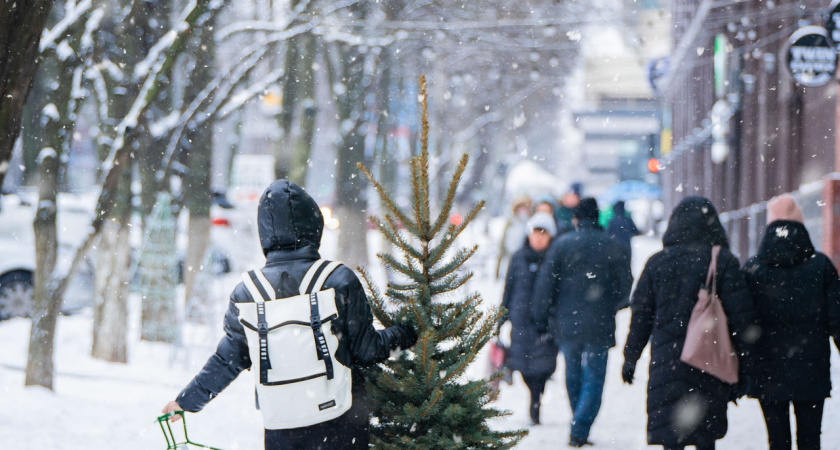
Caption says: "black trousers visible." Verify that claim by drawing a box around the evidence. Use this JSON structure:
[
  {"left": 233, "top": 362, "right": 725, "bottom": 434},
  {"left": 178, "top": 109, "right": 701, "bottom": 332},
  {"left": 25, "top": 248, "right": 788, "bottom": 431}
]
[
  {"left": 759, "top": 399, "right": 825, "bottom": 450},
  {"left": 663, "top": 444, "right": 714, "bottom": 450},
  {"left": 521, "top": 373, "right": 550, "bottom": 422},
  {"left": 264, "top": 401, "right": 370, "bottom": 450}
]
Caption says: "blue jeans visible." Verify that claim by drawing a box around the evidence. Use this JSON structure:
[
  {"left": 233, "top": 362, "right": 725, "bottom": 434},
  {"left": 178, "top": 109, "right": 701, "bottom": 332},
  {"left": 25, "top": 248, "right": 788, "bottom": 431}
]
[{"left": 561, "top": 343, "right": 609, "bottom": 440}]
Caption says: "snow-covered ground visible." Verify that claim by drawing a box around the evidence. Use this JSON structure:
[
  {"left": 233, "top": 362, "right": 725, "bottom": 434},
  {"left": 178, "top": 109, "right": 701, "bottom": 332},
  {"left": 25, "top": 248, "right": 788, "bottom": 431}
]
[{"left": 3, "top": 233, "right": 840, "bottom": 449}]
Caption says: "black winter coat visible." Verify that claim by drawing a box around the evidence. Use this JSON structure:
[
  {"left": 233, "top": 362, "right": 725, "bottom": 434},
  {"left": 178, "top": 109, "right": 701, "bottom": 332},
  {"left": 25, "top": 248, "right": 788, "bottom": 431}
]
[
  {"left": 607, "top": 202, "right": 640, "bottom": 254},
  {"left": 743, "top": 220, "right": 840, "bottom": 402},
  {"left": 176, "top": 180, "right": 412, "bottom": 448},
  {"left": 623, "top": 196, "right": 757, "bottom": 447},
  {"left": 531, "top": 219, "right": 633, "bottom": 348},
  {"left": 501, "top": 242, "right": 557, "bottom": 377}
]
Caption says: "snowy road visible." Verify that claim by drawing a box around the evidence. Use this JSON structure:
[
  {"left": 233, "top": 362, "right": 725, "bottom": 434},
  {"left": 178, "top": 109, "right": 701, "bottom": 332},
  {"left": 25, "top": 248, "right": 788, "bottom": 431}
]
[{"left": 3, "top": 236, "right": 840, "bottom": 449}]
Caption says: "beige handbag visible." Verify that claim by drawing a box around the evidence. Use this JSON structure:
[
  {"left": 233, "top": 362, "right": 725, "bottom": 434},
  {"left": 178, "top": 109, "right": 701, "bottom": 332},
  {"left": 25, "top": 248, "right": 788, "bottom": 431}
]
[{"left": 679, "top": 245, "right": 739, "bottom": 384}]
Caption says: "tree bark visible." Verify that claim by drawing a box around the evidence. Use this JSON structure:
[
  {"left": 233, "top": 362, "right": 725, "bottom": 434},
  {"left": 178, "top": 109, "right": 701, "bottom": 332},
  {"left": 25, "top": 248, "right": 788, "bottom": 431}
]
[
  {"left": 0, "top": 0, "right": 54, "bottom": 189},
  {"left": 182, "top": 14, "right": 216, "bottom": 303},
  {"left": 330, "top": 38, "right": 370, "bottom": 266},
  {"left": 91, "top": 218, "right": 130, "bottom": 363},
  {"left": 25, "top": 150, "right": 59, "bottom": 389},
  {"left": 288, "top": 34, "right": 318, "bottom": 186},
  {"left": 24, "top": 7, "right": 88, "bottom": 388}
]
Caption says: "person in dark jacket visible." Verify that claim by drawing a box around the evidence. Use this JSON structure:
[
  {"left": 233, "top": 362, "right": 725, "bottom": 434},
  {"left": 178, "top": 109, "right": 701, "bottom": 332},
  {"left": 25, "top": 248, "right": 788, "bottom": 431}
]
[
  {"left": 607, "top": 200, "right": 640, "bottom": 256},
  {"left": 622, "top": 196, "right": 757, "bottom": 450},
  {"left": 161, "top": 180, "right": 417, "bottom": 450},
  {"left": 531, "top": 197, "right": 633, "bottom": 447},
  {"left": 499, "top": 212, "right": 559, "bottom": 426},
  {"left": 742, "top": 194, "right": 840, "bottom": 450}
]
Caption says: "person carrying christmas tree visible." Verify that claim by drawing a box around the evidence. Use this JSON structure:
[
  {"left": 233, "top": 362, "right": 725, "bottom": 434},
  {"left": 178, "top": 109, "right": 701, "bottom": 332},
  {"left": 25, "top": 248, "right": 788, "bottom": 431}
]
[
  {"left": 531, "top": 197, "right": 633, "bottom": 447},
  {"left": 161, "top": 179, "right": 418, "bottom": 450}
]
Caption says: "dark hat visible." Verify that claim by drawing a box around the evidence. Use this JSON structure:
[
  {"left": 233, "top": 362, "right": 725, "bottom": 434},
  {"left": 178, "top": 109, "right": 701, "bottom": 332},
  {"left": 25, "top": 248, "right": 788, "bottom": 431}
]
[{"left": 573, "top": 197, "right": 599, "bottom": 221}]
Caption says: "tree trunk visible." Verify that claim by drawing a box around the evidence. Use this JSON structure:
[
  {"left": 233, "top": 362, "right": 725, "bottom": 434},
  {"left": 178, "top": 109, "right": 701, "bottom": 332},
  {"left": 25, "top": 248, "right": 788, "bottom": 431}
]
[
  {"left": 91, "top": 218, "right": 130, "bottom": 363},
  {"left": 288, "top": 33, "right": 318, "bottom": 185},
  {"left": 93, "top": 166, "right": 132, "bottom": 357},
  {"left": 25, "top": 150, "right": 59, "bottom": 389},
  {"left": 182, "top": 14, "right": 216, "bottom": 303},
  {"left": 330, "top": 38, "right": 370, "bottom": 266},
  {"left": 0, "top": 0, "right": 54, "bottom": 189},
  {"left": 23, "top": 7, "right": 89, "bottom": 388}
]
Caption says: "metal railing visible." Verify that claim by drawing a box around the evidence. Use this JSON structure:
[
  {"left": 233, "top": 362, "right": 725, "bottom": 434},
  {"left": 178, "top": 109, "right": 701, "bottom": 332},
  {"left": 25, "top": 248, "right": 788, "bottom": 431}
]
[{"left": 719, "top": 179, "right": 824, "bottom": 263}]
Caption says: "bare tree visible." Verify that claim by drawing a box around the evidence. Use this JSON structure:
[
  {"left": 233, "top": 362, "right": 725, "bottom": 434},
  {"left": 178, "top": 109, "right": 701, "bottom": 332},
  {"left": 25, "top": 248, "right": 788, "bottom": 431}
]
[{"left": 0, "top": 0, "right": 54, "bottom": 190}]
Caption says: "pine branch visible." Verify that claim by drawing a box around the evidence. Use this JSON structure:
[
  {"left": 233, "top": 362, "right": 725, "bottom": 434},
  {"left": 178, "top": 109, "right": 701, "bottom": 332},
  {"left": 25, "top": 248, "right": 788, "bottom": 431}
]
[
  {"left": 428, "top": 200, "right": 484, "bottom": 266},
  {"left": 379, "top": 253, "right": 424, "bottom": 282},
  {"left": 358, "top": 267, "right": 395, "bottom": 327},
  {"left": 429, "top": 153, "right": 469, "bottom": 237},
  {"left": 417, "top": 74, "right": 431, "bottom": 237},
  {"left": 357, "top": 161, "right": 420, "bottom": 237},
  {"left": 429, "top": 246, "right": 478, "bottom": 281},
  {"left": 382, "top": 214, "right": 422, "bottom": 259},
  {"left": 430, "top": 272, "right": 473, "bottom": 296}
]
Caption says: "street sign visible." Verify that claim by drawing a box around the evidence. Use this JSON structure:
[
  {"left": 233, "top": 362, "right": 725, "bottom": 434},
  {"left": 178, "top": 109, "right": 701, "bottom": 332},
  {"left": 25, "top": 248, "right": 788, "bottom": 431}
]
[
  {"left": 785, "top": 26, "right": 836, "bottom": 87},
  {"left": 826, "top": 0, "right": 840, "bottom": 52}
]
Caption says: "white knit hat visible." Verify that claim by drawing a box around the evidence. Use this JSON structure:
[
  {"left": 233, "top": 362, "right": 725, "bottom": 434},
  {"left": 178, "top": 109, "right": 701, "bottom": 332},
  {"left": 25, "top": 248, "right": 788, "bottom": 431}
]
[{"left": 527, "top": 212, "right": 557, "bottom": 237}]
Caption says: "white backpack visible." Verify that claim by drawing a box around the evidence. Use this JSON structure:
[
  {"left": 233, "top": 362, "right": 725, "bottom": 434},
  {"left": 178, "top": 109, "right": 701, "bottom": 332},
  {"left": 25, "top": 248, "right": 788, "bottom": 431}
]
[{"left": 238, "top": 259, "right": 352, "bottom": 430}]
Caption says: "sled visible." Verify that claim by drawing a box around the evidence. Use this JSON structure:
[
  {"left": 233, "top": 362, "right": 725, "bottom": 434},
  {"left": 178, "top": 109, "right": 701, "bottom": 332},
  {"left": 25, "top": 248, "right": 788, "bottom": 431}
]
[{"left": 157, "top": 411, "right": 224, "bottom": 450}]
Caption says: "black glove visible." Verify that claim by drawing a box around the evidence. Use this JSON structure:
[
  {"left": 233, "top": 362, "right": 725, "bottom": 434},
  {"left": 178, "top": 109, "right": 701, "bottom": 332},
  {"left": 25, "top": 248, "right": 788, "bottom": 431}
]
[
  {"left": 621, "top": 360, "right": 635, "bottom": 385},
  {"left": 394, "top": 323, "right": 418, "bottom": 350}
]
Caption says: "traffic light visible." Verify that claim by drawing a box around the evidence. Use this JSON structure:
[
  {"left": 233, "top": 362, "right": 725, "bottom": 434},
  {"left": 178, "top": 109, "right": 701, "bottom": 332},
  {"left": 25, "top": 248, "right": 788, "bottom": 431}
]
[{"left": 647, "top": 158, "right": 660, "bottom": 173}]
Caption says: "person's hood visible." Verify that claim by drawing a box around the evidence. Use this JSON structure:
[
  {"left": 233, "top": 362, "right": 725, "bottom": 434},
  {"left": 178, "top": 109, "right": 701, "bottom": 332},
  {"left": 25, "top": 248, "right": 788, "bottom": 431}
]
[
  {"left": 757, "top": 220, "right": 815, "bottom": 267},
  {"left": 258, "top": 179, "right": 323, "bottom": 255},
  {"left": 662, "top": 196, "right": 729, "bottom": 248}
]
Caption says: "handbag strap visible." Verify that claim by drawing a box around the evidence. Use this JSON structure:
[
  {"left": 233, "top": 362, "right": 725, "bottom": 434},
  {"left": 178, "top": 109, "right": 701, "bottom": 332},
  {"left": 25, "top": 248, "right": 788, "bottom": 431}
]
[{"left": 706, "top": 245, "right": 721, "bottom": 296}]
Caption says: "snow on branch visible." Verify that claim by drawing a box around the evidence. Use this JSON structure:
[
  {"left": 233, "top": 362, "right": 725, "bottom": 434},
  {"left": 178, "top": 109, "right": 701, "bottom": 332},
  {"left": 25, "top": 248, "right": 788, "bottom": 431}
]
[{"left": 40, "top": 0, "right": 92, "bottom": 53}]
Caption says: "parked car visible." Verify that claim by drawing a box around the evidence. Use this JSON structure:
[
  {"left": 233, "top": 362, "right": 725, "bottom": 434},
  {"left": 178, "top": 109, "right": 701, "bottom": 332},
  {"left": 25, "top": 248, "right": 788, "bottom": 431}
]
[{"left": 0, "top": 192, "right": 94, "bottom": 320}]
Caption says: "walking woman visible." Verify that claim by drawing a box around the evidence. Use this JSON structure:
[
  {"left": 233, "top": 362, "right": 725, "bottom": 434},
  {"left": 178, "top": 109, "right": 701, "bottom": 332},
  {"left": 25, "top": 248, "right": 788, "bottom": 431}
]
[
  {"left": 742, "top": 194, "right": 840, "bottom": 450},
  {"left": 622, "top": 196, "right": 757, "bottom": 450},
  {"left": 499, "top": 212, "right": 558, "bottom": 426}
]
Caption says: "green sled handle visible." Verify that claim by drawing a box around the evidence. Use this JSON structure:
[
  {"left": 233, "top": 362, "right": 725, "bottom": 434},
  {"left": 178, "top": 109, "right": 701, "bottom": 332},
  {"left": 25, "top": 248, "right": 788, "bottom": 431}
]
[{"left": 156, "top": 411, "right": 225, "bottom": 450}]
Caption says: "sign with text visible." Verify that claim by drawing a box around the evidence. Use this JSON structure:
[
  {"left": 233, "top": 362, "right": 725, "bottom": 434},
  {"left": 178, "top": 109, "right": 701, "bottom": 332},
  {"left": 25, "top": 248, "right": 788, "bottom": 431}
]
[{"left": 785, "top": 26, "right": 836, "bottom": 87}]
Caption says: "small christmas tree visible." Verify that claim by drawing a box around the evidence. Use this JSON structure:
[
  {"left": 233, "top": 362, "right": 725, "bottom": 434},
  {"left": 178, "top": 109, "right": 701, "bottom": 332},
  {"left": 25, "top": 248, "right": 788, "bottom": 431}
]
[{"left": 357, "top": 75, "right": 526, "bottom": 449}]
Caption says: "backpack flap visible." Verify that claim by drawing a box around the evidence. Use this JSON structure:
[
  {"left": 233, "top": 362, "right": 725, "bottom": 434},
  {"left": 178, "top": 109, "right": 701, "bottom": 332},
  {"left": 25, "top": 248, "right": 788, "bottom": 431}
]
[{"left": 236, "top": 261, "right": 352, "bottom": 429}]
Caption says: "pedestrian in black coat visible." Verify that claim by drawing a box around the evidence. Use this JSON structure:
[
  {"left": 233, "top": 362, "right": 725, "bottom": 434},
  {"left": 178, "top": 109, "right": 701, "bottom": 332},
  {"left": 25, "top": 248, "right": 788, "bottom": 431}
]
[
  {"left": 607, "top": 200, "right": 640, "bottom": 256},
  {"left": 532, "top": 198, "right": 633, "bottom": 447},
  {"left": 742, "top": 194, "right": 840, "bottom": 450},
  {"left": 500, "top": 212, "right": 558, "bottom": 426},
  {"left": 622, "top": 196, "right": 757, "bottom": 450},
  {"left": 162, "top": 180, "right": 417, "bottom": 450}
]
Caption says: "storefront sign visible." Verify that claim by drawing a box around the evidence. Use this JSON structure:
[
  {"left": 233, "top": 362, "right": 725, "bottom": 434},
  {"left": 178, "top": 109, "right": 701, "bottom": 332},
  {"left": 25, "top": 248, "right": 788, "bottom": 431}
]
[{"left": 785, "top": 26, "right": 836, "bottom": 87}]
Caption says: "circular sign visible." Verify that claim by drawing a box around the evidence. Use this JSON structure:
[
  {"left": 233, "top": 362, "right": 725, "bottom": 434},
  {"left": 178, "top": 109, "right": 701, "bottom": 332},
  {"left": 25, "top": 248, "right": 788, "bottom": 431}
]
[
  {"left": 785, "top": 26, "right": 836, "bottom": 87},
  {"left": 826, "top": 0, "right": 840, "bottom": 52}
]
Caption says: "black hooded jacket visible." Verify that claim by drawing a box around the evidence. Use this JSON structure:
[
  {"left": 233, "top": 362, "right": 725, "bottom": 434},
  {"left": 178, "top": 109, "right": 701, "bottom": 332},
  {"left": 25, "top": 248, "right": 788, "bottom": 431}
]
[
  {"left": 623, "top": 196, "right": 756, "bottom": 446},
  {"left": 501, "top": 241, "right": 557, "bottom": 377},
  {"left": 743, "top": 220, "right": 840, "bottom": 401},
  {"left": 176, "top": 180, "right": 414, "bottom": 443},
  {"left": 531, "top": 219, "right": 633, "bottom": 348}
]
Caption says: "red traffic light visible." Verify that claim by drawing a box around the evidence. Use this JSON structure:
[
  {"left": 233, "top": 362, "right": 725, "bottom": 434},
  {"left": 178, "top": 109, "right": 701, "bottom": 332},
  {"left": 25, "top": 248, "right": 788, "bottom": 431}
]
[{"left": 647, "top": 158, "right": 660, "bottom": 173}]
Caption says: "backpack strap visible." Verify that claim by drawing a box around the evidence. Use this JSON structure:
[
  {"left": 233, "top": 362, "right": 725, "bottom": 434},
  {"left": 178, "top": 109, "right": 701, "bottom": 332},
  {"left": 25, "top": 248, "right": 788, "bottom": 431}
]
[
  {"left": 301, "top": 260, "right": 343, "bottom": 379},
  {"left": 309, "top": 292, "right": 334, "bottom": 380},
  {"left": 308, "top": 261, "right": 343, "bottom": 294},
  {"left": 241, "top": 269, "right": 275, "bottom": 384}
]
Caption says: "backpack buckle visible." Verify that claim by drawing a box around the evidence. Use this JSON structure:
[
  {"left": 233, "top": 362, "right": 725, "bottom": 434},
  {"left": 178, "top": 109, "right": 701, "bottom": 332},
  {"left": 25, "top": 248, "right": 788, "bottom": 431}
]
[
  {"left": 310, "top": 314, "right": 322, "bottom": 329},
  {"left": 258, "top": 322, "right": 269, "bottom": 333}
]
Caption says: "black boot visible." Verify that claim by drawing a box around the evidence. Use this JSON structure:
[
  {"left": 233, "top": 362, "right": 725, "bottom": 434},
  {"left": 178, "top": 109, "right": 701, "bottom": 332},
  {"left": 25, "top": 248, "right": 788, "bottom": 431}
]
[{"left": 529, "top": 402, "right": 540, "bottom": 426}]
